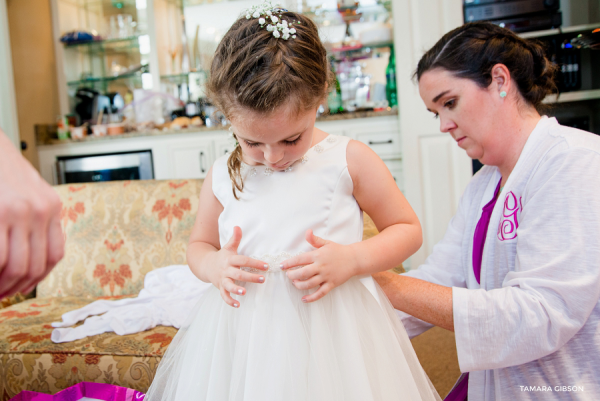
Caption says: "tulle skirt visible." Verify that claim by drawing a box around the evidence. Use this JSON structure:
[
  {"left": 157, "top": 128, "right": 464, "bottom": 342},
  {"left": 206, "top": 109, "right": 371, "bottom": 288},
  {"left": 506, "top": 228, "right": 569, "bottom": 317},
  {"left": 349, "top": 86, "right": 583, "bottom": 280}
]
[{"left": 145, "top": 268, "right": 441, "bottom": 401}]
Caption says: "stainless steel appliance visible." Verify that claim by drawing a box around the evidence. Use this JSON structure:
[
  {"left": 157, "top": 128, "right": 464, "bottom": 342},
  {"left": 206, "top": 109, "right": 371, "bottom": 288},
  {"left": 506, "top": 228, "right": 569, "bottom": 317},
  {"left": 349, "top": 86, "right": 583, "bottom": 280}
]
[
  {"left": 464, "top": 0, "right": 561, "bottom": 32},
  {"left": 56, "top": 150, "right": 154, "bottom": 184}
]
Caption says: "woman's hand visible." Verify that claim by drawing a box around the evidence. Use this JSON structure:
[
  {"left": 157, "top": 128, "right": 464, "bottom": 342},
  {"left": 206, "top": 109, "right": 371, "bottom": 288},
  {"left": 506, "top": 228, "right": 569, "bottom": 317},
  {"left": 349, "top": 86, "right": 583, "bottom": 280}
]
[
  {"left": 210, "top": 226, "right": 268, "bottom": 308},
  {"left": 0, "top": 132, "right": 65, "bottom": 298},
  {"left": 281, "top": 230, "right": 359, "bottom": 303}
]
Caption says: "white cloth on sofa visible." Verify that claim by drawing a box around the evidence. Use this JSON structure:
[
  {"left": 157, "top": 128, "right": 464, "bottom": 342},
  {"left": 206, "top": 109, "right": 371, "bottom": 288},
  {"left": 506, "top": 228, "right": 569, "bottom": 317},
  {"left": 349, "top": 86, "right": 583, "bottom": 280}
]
[{"left": 51, "top": 265, "right": 212, "bottom": 343}]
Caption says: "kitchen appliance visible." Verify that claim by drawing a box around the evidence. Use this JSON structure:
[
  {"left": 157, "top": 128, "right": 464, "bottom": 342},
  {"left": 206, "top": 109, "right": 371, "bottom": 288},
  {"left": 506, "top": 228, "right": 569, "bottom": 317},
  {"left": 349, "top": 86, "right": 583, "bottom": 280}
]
[
  {"left": 464, "top": 0, "right": 561, "bottom": 33},
  {"left": 56, "top": 150, "right": 154, "bottom": 184}
]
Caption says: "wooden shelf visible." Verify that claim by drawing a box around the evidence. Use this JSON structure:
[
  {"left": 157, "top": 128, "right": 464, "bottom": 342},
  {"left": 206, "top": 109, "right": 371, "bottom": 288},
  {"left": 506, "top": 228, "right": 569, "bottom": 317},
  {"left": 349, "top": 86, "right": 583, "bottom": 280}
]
[{"left": 543, "top": 89, "right": 600, "bottom": 104}]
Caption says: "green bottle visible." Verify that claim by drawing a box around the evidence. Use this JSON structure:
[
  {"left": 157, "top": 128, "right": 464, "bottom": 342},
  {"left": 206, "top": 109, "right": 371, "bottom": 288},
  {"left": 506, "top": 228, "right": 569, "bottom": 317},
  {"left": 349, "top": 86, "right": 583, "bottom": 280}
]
[
  {"left": 386, "top": 47, "right": 398, "bottom": 107},
  {"left": 327, "top": 59, "right": 344, "bottom": 114}
]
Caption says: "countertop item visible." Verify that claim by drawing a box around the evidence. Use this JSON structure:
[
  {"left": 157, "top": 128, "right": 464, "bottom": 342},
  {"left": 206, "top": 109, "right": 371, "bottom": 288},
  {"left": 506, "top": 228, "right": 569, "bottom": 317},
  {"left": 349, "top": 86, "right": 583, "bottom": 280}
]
[{"left": 36, "top": 108, "right": 398, "bottom": 146}]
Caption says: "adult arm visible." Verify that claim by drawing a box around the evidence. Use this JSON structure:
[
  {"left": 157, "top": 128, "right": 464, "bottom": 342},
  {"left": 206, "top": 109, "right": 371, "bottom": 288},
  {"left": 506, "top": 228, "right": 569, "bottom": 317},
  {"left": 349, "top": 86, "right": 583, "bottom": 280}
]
[
  {"left": 0, "top": 130, "right": 64, "bottom": 298},
  {"left": 453, "top": 148, "right": 600, "bottom": 372},
  {"left": 373, "top": 168, "right": 483, "bottom": 337}
]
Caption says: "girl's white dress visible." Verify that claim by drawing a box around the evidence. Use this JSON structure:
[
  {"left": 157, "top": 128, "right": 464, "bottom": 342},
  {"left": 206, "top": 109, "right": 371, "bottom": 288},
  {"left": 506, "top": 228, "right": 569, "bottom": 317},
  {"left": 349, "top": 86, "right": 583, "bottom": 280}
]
[{"left": 145, "top": 134, "right": 441, "bottom": 401}]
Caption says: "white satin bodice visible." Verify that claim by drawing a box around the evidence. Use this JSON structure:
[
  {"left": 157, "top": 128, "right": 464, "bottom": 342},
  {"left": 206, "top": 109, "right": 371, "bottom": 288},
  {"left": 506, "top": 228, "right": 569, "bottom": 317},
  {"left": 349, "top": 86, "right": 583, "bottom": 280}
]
[{"left": 212, "top": 135, "right": 364, "bottom": 260}]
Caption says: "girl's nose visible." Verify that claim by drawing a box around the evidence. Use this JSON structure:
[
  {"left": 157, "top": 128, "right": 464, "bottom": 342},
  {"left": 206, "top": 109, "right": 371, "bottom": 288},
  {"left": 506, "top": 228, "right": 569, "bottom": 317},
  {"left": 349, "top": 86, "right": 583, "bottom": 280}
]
[{"left": 263, "top": 146, "right": 284, "bottom": 164}]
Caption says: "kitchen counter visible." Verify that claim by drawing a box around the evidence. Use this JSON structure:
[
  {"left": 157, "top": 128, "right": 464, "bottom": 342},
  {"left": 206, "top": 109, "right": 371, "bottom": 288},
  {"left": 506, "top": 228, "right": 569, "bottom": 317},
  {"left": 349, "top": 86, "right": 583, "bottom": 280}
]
[{"left": 36, "top": 108, "right": 398, "bottom": 146}]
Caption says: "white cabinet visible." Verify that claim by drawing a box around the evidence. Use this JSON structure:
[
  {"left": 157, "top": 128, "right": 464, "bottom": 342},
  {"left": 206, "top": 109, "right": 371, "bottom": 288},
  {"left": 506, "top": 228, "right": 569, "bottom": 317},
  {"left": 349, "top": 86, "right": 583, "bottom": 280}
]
[{"left": 169, "top": 142, "right": 214, "bottom": 179}]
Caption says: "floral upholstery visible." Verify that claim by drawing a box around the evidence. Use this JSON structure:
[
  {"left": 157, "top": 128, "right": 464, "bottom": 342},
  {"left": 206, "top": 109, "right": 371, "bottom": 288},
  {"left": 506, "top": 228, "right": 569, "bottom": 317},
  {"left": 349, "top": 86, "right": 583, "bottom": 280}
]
[
  {"left": 37, "top": 180, "right": 201, "bottom": 299},
  {"left": 0, "top": 178, "right": 394, "bottom": 400}
]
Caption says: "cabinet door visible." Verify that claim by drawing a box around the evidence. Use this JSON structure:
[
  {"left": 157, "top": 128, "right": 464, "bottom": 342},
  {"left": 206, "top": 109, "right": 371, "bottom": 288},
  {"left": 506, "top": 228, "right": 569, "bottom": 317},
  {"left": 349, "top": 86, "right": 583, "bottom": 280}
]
[
  {"left": 214, "top": 135, "right": 237, "bottom": 157},
  {"left": 170, "top": 143, "right": 214, "bottom": 179}
]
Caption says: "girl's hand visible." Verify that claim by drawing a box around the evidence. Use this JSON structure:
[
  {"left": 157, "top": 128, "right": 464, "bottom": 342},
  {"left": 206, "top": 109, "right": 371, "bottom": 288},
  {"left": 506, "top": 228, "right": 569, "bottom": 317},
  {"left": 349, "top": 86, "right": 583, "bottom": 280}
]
[
  {"left": 213, "top": 226, "right": 268, "bottom": 308},
  {"left": 281, "top": 229, "right": 359, "bottom": 303}
]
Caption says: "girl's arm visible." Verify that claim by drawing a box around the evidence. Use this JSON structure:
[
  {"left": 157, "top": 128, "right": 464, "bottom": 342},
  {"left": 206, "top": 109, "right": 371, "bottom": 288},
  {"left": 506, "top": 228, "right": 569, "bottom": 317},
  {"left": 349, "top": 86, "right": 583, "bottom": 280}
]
[
  {"left": 283, "top": 140, "right": 424, "bottom": 302},
  {"left": 345, "top": 140, "right": 422, "bottom": 275},
  {"left": 188, "top": 167, "right": 267, "bottom": 308}
]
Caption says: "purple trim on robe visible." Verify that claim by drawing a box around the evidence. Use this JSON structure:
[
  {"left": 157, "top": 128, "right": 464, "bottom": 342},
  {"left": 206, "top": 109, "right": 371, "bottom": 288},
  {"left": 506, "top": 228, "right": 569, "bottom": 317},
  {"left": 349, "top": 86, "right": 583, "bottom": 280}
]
[
  {"left": 472, "top": 178, "right": 502, "bottom": 284},
  {"left": 9, "top": 382, "right": 145, "bottom": 401},
  {"left": 444, "top": 372, "right": 469, "bottom": 401},
  {"left": 444, "top": 178, "right": 502, "bottom": 401}
]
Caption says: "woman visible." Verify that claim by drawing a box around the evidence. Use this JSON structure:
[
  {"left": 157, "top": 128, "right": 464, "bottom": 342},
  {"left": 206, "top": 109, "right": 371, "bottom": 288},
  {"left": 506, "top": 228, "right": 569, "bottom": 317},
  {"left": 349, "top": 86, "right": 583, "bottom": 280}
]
[{"left": 374, "top": 22, "right": 600, "bottom": 400}]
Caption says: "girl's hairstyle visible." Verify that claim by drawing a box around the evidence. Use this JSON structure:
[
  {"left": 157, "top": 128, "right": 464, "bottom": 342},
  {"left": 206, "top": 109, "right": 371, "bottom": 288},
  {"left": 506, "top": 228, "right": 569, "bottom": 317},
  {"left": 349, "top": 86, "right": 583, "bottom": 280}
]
[
  {"left": 415, "top": 22, "right": 558, "bottom": 110},
  {"left": 207, "top": 11, "right": 331, "bottom": 199}
]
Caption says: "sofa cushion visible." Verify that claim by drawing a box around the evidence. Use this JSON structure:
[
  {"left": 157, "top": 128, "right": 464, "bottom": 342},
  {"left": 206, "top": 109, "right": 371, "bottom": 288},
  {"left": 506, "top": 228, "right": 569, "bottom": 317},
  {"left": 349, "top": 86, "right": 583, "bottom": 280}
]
[
  {"left": 38, "top": 180, "right": 203, "bottom": 299},
  {"left": 0, "top": 297, "right": 175, "bottom": 399}
]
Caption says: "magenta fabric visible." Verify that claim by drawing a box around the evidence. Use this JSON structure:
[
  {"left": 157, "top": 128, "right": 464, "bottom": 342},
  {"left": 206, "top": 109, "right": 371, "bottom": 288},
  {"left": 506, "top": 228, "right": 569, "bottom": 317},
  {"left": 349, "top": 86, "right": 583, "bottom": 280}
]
[
  {"left": 444, "top": 178, "right": 502, "bottom": 401},
  {"left": 9, "top": 382, "right": 145, "bottom": 401},
  {"left": 444, "top": 372, "right": 469, "bottom": 401},
  {"left": 471, "top": 179, "right": 502, "bottom": 284}
]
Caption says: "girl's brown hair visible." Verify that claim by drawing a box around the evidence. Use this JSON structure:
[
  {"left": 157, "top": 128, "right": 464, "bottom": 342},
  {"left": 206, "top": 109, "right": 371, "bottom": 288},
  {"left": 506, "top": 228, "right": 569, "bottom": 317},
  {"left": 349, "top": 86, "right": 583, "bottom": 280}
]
[
  {"left": 415, "top": 22, "right": 558, "bottom": 111},
  {"left": 207, "top": 10, "right": 331, "bottom": 199}
]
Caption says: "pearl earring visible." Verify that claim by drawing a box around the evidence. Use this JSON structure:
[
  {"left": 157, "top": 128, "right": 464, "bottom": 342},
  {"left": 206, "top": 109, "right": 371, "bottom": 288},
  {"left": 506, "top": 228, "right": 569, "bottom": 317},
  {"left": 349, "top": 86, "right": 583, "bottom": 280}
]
[{"left": 500, "top": 91, "right": 507, "bottom": 98}]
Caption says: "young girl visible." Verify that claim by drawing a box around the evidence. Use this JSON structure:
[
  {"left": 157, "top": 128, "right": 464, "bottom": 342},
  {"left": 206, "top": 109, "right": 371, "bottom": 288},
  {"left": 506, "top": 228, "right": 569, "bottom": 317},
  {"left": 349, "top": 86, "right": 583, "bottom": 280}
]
[{"left": 145, "top": 3, "right": 441, "bottom": 400}]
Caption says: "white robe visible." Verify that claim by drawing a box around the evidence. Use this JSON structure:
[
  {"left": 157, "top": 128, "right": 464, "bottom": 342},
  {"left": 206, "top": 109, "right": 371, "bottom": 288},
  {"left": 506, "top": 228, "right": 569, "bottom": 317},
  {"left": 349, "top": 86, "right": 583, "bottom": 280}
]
[{"left": 397, "top": 117, "right": 600, "bottom": 400}]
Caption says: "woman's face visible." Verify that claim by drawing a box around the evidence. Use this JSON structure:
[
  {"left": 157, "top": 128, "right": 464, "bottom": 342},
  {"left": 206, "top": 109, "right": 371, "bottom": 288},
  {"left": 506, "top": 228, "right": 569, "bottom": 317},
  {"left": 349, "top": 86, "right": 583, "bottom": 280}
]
[
  {"left": 419, "top": 68, "right": 502, "bottom": 165},
  {"left": 230, "top": 103, "right": 318, "bottom": 171}
]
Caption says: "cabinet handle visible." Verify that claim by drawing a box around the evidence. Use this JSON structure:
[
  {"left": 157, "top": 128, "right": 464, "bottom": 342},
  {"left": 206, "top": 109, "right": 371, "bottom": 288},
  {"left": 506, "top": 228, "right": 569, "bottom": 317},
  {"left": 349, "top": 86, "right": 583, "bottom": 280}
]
[
  {"left": 199, "top": 151, "right": 206, "bottom": 173},
  {"left": 224, "top": 149, "right": 229, "bottom": 154},
  {"left": 369, "top": 139, "right": 393, "bottom": 145}
]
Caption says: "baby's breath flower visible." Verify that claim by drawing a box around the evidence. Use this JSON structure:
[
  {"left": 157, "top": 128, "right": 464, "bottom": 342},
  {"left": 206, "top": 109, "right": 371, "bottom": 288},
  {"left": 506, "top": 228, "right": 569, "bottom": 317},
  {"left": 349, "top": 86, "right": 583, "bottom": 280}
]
[
  {"left": 271, "top": 15, "right": 279, "bottom": 23},
  {"left": 289, "top": 28, "right": 296, "bottom": 34},
  {"left": 273, "top": 30, "right": 280, "bottom": 38},
  {"left": 259, "top": 17, "right": 265, "bottom": 24},
  {"left": 253, "top": 11, "right": 260, "bottom": 18},
  {"left": 282, "top": 33, "right": 290, "bottom": 40}
]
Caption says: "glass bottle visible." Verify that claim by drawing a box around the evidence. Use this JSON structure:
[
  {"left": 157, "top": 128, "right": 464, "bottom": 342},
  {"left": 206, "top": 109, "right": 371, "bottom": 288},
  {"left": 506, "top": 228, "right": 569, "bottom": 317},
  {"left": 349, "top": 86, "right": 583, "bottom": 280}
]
[{"left": 386, "top": 47, "right": 398, "bottom": 107}]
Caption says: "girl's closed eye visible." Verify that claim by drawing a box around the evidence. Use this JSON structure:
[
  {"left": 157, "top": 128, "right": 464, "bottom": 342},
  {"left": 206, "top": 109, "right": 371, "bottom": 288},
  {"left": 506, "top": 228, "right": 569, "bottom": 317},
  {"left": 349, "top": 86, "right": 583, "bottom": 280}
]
[
  {"left": 245, "top": 141, "right": 260, "bottom": 148},
  {"left": 284, "top": 135, "right": 302, "bottom": 146}
]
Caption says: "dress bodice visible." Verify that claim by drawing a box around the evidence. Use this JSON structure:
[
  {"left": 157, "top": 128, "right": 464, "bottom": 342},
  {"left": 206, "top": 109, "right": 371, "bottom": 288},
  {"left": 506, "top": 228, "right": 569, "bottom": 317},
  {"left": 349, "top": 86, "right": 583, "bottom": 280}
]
[{"left": 211, "top": 134, "right": 363, "bottom": 262}]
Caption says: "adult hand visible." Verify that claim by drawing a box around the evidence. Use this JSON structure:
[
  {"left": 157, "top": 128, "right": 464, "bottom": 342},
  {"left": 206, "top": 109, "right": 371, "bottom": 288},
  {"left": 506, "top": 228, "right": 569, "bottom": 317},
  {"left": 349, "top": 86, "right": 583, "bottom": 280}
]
[
  {"left": 0, "top": 131, "right": 65, "bottom": 298},
  {"left": 212, "top": 226, "right": 268, "bottom": 308},
  {"left": 281, "top": 229, "right": 359, "bottom": 303}
]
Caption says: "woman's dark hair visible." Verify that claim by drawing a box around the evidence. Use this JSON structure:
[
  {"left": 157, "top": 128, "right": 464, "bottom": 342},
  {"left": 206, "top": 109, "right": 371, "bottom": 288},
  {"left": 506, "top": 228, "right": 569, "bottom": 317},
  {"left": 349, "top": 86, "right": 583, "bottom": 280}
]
[
  {"left": 207, "top": 10, "right": 331, "bottom": 199},
  {"left": 415, "top": 22, "right": 558, "bottom": 110}
]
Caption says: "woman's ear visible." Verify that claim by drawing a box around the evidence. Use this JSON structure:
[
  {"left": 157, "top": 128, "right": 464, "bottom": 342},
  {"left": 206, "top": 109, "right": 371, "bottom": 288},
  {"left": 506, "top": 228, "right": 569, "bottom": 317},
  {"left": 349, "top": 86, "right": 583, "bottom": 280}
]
[{"left": 490, "top": 63, "right": 511, "bottom": 96}]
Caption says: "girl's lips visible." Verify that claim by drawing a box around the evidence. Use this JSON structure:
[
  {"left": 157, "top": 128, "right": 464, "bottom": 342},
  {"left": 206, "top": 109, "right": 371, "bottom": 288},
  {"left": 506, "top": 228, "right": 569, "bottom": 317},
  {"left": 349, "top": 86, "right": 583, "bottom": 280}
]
[
  {"left": 457, "top": 136, "right": 467, "bottom": 144},
  {"left": 272, "top": 161, "right": 291, "bottom": 169}
]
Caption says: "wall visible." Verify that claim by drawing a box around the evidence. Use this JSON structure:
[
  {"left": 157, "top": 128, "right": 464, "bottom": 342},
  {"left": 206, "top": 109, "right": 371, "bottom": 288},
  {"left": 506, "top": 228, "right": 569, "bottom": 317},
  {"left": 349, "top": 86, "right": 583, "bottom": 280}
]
[
  {"left": 7, "top": 0, "right": 60, "bottom": 169},
  {"left": 0, "top": 0, "right": 20, "bottom": 147}
]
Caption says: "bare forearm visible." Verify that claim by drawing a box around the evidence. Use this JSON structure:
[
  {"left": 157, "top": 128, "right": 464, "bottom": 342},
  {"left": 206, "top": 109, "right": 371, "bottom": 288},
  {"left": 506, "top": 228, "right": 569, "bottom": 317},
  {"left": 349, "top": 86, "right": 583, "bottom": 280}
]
[
  {"left": 186, "top": 241, "right": 220, "bottom": 284},
  {"left": 350, "top": 223, "right": 422, "bottom": 276},
  {"left": 373, "top": 271, "right": 454, "bottom": 332}
]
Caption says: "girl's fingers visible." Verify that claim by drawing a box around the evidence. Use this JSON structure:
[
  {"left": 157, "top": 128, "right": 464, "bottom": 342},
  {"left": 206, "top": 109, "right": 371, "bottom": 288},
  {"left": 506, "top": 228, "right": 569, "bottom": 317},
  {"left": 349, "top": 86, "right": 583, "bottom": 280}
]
[
  {"left": 226, "top": 267, "right": 265, "bottom": 284},
  {"left": 286, "top": 264, "right": 316, "bottom": 281},
  {"left": 227, "top": 255, "right": 268, "bottom": 271},
  {"left": 293, "top": 275, "right": 323, "bottom": 291},
  {"left": 219, "top": 283, "right": 240, "bottom": 308},
  {"left": 222, "top": 277, "right": 247, "bottom": 296},
  {"left": 302, "top": 283, "right": 332, "bottom": 303},
  {"left": 280, "top": 252, "right": 314, "bottom": 270}
]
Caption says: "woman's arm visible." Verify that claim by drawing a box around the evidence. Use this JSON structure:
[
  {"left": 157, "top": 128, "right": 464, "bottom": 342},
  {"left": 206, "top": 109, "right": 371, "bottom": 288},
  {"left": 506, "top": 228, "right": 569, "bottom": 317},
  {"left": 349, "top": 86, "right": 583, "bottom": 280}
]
[{"left": 373, "top": 271, "right": 454, "bottom": 331}]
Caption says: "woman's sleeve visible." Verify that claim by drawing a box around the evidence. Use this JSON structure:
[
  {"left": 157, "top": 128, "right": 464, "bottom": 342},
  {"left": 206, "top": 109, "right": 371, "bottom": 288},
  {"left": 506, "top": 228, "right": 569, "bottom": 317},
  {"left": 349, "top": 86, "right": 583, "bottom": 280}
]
[
  {"left": 397, "top": 179, "right": 473, "bottom": 338},
  {"left": 453, "top": 147, "right": 600, "bottom": 372}
]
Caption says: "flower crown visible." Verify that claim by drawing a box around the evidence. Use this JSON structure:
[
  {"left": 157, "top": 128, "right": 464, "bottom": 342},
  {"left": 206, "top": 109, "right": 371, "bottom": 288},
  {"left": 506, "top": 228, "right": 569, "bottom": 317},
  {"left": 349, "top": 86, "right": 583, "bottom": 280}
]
[{"left": 245, "top": 1, "right": 299, "bottom": 40}]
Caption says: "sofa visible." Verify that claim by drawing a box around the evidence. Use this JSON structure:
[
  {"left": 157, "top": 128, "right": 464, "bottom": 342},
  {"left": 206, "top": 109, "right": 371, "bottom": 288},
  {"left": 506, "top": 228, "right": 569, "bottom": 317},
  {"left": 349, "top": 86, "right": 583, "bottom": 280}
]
[{"left": 0, "top": 179, "right": 459, "bottom": 400}]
